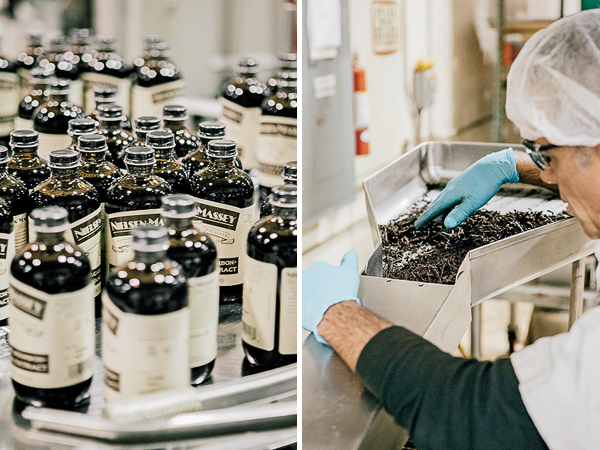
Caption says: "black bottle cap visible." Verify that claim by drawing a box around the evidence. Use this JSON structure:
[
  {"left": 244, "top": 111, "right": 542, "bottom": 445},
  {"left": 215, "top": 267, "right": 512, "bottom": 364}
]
[
  {"left": 0, "top": 146, "right": 9, "bottom": 164},
  {"left": 163, "top": 105, "right": 187, "bottom": 120},
  {"left": 49, "top": 36, "right": 68, "bottom": 52},
  {"left": 198, "top": 121, "right": 225, "bottom": 139},
  {"left": 278, "top": 53, "right": 297, "bottom": 69},
  {"left": 131, "top": 226, "right": 169, "bottom": 252},
  {"left": 27, "top": 31, "right": 43, "bottom": 46},
  {"left": 146, "top": 130, "right": 175, "bottom": 149},
  {"left": 124, "top": 146, "right": 155, "bottom": 166},
  {"left": 237, "top": 58, "right": 259, "bottom": 73},
  {"left": 49, "top": 149, "right": 80, "bottom": 169},
  {"left": 207, "top": 139, "right": 237, "bottom": 158},
  {"left": 68, "top": 118, "right": 96, "bottom": 136},
  {"left": 278, "top": 70, "right": 297, "bottom": 82},
  {"left": 93, "top": 85, "right": 117, "bottom": 100},
  {"left": 98, "top": 104, "right": 123, "bottom": 120},
  {"left": 162, "top": 194, "right": 196, "bottom": 218},
  {"left": 30, "top": 66, "right": 54, "bottom": 81},
  {"left": 10, "top": 130, "right": 39, "bottom": 148},
  {"left": 283, "top": 161, "right": 297, "bottom": 182},
  {"left": 270, "top": 185, "right": 297, "bottom": 208},
  {"left": 96, "top": 35, "right": 116, "bottom": 51},
  {"left": 78, "top": 134, "right": 108, "bottom": 153},
  {"left": 49, "top": 79, "right": 71, "bottom": 94},
  {"left": 135, "top": 116, "right": 161, "bottom": 132},
  {"left": 31, "top": 206, "right": 69, "bottom": 233}
]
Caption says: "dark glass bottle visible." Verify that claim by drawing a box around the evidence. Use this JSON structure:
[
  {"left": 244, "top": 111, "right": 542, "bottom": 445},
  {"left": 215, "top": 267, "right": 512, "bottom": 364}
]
[
  {"left": 82, "top": 35, "right": 132, "bottom": 114},
  {"left": 16, "top": 66, "right": 52, "bottom": 131},
  {"left": 66, "top": 117, "right": 97, "bottom": 151},
  {"left": 33, "top": 79, "right": 85, "bottom": 162},
  {"left": 260, "top": 161, "right": 297, "bottom": 218},
  {"left": 162, "top": 194, "right": 217, "bottom": 386},
  {"left": 8, "top": 130, "right": 50, "bottom": 190},
  {"left": 89, "top": 85, "right": 132, "bottom": 131},
  {"left": 219, "top": 58, "right": 269, "bottom": 169},
  {"left": 97, "top": 104, "right": 135, "bottom": 168},
  {"left": 10, "top": 206, "right": 95, "bottom": 408},
  {"left": 67, "top": 28, "right": 94, "bottom": 70},
  {"left": 102, "top": 226, "right": 189, "bottom": 402},
  {"left": 162, "top": 105, "right": 198, "bottom": 159},
  {"left": 15, "top": 31, "right": 45, "bottom": 98},
  {"left": 186, "top": 140, "right": 255, "bottom": 304},
  {"left": 0, "top": 37, "right": 20, "bottom": 146},
  {"left": 41, "top": 37, "right": 79, "bottom": 86},
  {"left": 242, "top": 185, "right": 297, "bottom": 369},
  {"left": 133, "top": 35, "right": 164, "bottom": 75},
  {"left": 0, "top": 146, "right": 31, "bottom": 252},
  {"left": 267, "top": 53, "right": 297, "bottom": 94},
  {"left": 132, "top": 41, "right": 184, "bottom": 118},
  {"left": 0, "top": 197, "right": 12, "bottom": 327},
  {"left": 182, "top": 121, "right": 242, "bottom": 175},
  {"left": 133, "top": 116, "right": 161, "bottom": 147},
  {"left": 104, "top": 146, "right": 173, "bottom": 272},
  {"left": 30, "top": 149, "right": 102, "bottom": 309},
  {"left": 146, "top": 130, "right": 188, "bottom": 193}
]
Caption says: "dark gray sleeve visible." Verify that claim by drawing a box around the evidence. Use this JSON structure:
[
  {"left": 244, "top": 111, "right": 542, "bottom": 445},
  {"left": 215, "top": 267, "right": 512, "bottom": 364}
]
[{"left": 355, "top": 326, "right": 549, "bottom": 450}]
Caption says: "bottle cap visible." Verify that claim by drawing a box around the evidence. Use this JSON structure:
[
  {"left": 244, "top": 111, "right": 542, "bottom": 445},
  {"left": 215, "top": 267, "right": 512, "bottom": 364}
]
[
  {"left": 283, "top": 161, "right": 297, "bottom": 183},
  {"left": 131, "top": 226, "right": 169, "bottom": 252},
  {"left": 49, "top": 79, "right": 71, "bottom": 94},
  {"left": 27, "top": 31, "right": 43, "bottom": 46},
  {"left": 135, "top": 116, "right": 161, "bottom": 133},
  {"left": 70, "top": 28, "right": 91, "bottom": 44},
  {"left": 161, "top": 194, "right": 196, "bottom": 218},
  {"left": 270, "top": 184, "right": 297, "bottom": 208},
  {"left": 49, "top": 36, "right": 68, "bottom": 52},
  {"left": 93, "top": 85, "right": 117, "bottom": 100},
  {"left": 124, "top": 146, "right": 155, "bottom": 166},
  {"left": 30, "top": 66, "right": 54, "bottom": 82},
  {"left": 278, "top": 70, "right": 297, "bottom": 83},
  {"left": 278, "top": 53, "right": 297, "bottom": 69},
  {"left": 49, "top": 149, "right": 80, "bottom": 169},
  {"left": 95, "top": 35, "right": 116, "bottom": 51},
  {"left": 31, "top": 206, "right": 69, "bottom": 233},
  {"left": 10, "top": 130, "right": 39, "bottom": 148},
  {"left": 68, "top": 117, "right": 96, "bottom": 136},
  {"left": 163, "top": 105, "right": 187, "bottom": 120},
  {"left": 78, "top": 134, "right": 108, "bottom": 153},
  {"left": 207, "top": 139, "right": 237, "bottom": 158},
  {"left": 0, "top": 146, "right": 9, "bottom": 164},
  {"left": 146, "top": 130, "right": 175, "bottom": 149},
  {"left": 144, "top": 35, "right": 164, "bottom": 48},
  {"left": 198, "top": 121, "right": 225, "bottom": 140},
  {"left": 98, "top": 104, "right": 123, "bottom": 120},
  {"left": 237, "top": 57, "right": 259, "bottom": 74}
]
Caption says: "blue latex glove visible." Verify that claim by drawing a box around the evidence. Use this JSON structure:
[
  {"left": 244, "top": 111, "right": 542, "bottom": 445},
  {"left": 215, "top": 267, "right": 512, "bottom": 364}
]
[
  {"left": 414, "top": 148, "right": 519, "bottom": 229},
  {"left": 302, "top": 251, "right": 361, "bottom": 344}
]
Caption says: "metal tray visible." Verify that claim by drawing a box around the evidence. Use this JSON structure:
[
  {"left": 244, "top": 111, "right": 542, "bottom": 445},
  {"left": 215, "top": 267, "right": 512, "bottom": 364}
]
[{"left": 361, "top": 141, "right": 595, "bottom": 352}]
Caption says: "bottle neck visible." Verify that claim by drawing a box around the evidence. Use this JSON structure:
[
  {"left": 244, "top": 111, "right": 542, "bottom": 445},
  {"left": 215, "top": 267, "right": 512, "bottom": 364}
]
[
  {"left": 272, "top": 205, "right": 297, "bottom": 220},
  {"left": 164, "top": 119, "right": 185, "bottom": 132},
  {"left": 165, "top": 216, "right": 193, "bottom": 231},
  {"left": 13, "top": 146, "right": 40, "bottom": 158},
  {"left": 199, "top": 137, "right": 220, "bottom": 149},
  {"left": 100, "top": 119, "right": 123, "bottom": 131},
  {"left": 283, "top": 178, "right": 297, "bottom": 185},
  {"left": 133, "top": 248, "right": 167, "bottom": 264},
  {"left": 49, "top": 93, "right": 69, "bottom": 104},
  {"left": 277, "top": 83, "right": 297, "bottom": 95},
  {"left": 127, "top": 163, "right": 154, "bottom": 176},
  {"left": 81, "top": 151, "right": 106, "bottom": 163},
  {"left": 51, "top": 167, "right": 79, "bottom": 180},
  {"left": 136, "top": 131, "right": 149, "bottom": 142},
  {"left": 36, "top": 230, "right": 66, "bottom": 244},
  {"left": 208, "top": 156, "right": 236, "bottom": 169},
  {"left": 95, "top": 99, "right": 115, "bottom": 109},
  {"left": 154, "top": 147, "right": 175, "bottom": 160}
]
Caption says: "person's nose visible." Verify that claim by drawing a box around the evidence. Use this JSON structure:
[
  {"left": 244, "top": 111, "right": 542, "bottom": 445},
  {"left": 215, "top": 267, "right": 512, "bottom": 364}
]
[{"left": 540, "top": 165, "right": 559, "bottom": 184}]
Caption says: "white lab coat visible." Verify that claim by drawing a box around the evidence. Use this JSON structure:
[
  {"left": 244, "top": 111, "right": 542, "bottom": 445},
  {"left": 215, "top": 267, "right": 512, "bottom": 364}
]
[{"left": 510, "top": 242, "right": 600, "bottom": 450}]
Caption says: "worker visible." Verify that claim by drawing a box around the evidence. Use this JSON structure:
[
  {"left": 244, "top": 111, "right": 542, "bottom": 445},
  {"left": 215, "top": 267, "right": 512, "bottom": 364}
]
[{"left": 302, "top": 10, "right": 600, "bottom": 450}]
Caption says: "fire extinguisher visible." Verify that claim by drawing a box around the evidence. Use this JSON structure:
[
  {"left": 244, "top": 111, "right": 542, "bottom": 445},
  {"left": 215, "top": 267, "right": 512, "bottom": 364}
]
[{"left": 353, "top": 56, "right": 370, "bottom": 156}]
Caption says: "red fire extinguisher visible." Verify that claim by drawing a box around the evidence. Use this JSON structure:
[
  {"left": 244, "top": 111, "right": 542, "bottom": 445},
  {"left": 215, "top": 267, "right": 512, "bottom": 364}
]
[{"left": 353, "top": 57, "right": 370, "bottom": 156}]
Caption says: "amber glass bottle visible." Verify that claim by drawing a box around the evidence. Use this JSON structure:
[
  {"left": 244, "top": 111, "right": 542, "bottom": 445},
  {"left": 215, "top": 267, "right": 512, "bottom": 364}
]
[
  {"left": 104, "top": 146, "right": 173, "bottom": 272},
  {"left": 66, "top": 117, "right": 97, "bottom": 151},
  {"left": 89, "top": 85, "right": 132, "bottom": 131},
  {"left": 260, "top": 161, "right": 297, "bottom": 218},
  {"left": 162, "top": 194, "right": 218, "bottom": 385},
  {"left": 133, "top": 35, "right": 164, "bottom": 75},
  {"left": 146, "top": 130, "right": 188, "bottom": 193},
  {"left": 15, "top": 31, "right": 45, "bottom": 98},
  {"left": 0, "top": 37, "right": 20, "bottom": 146},
  {"left": 242, "top": 185, "right": 297, "bottom": 369},
  {"left": 185, "top": 140, "right": 254, "bottom": 304},
  {"left": 267, "top": 53, "right": 297, "bottom": 94},
  {"left": 133, "top": 116, "right": 161, "bottom": 146},
  {"left": 182, "top": 121, "right": 242, "bottom": 175},
  {"left": 0, "top": 146, "right": 30, "bottom": 251},
  {"left": 30, "top": 149, "right": 102, "bottom": 310},
  {"left": 16, "top": 66, "right": 52, "bottom": 131},
  {"left": 97, "top": 104, "right": 135, "bottom": 168},
  {"left": 0, "top": 197, "right": 12, "bottom": 327},
  {"left": 162, "top": 105, "right": 199, "bottom": 159},
  {"left": 33, "top": 79, "right": 85, "bottom": 162},
  {"left": 102, "top": 226, "right": 188, "bottom": 402},
  {"left": 41, "top": 37, "right": 79, "bottom": 88},
  {"left": 10, "top": 206, "right": 95, "bottom": 408},
  {"left": 8, "top": 130, "right": 50, "bottom": 191}
]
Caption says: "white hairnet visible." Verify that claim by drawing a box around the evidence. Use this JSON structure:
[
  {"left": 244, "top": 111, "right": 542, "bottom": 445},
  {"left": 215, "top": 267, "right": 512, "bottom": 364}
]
[{"left": 506, "top": 10, "right": 600, "bottom": 147}]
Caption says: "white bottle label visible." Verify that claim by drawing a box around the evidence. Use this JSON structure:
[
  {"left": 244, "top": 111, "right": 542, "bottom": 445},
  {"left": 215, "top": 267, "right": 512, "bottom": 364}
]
[
  {"left": 36, "top": 133, "right": 72, "bottom": 162},
  {"left": 102, "top": 292, "right": 190, "bottom": 402},
  {"left": 82, "top": 72, "right": 132, "bottom": 115},
  {"left": 188, "top": 270, "right": 219, "bottom": 367},
  {"left": 278, "top": 267, "right": 297, "bottom": 355},
  {"left": 131, "top": 80, "right": 186, "bottom": 119},
  {"left": 0, "top": 230, "right": 14, "bottom": 321},
  {"left": 218, "top": 98, "right": 262, "bottom": 169},
  {"left": 29, "top": 207, "right": 103, "bottom": 297},
  {"left": 13, "top": 117, "right": 33, "bottom": 131},
  {"left": 9, "top": 277, "right": 94, "bottom": 388},
  {"left": 257, "top": 116, "right": 298, "bottom": 188},
  {"left": 241, "top": 256, "right": 278, "bottom": 351},
  {"left": 13, "top": 213, "right": 28, "bottom": 252},
  {"left": 105, "top": 209, "right": 165, "bottom": 271},
  {"left": 0, "top": 72, "right": 20, "bottom": 137},
  {"left": 189, "top": 198, "right": 255, "bottom": 287}
]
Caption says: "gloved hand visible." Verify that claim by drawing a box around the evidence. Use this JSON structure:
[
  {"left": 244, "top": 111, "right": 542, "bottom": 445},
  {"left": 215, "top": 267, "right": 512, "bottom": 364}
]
[
  {"left": 414, "top": 148, "right": 519, "bottom": 228},
  {"left": 302, "top": 251, "right": 361, "bottom": 344}
]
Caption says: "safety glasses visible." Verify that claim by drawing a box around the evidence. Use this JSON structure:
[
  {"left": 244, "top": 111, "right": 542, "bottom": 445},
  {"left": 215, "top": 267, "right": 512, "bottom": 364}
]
[{"left": 522, "top": 140, "right": 558, "bottom": 170}]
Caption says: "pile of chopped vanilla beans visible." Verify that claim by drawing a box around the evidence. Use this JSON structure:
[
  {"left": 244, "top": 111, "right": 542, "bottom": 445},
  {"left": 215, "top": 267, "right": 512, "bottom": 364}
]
[{"left": 380, "top": 199, "right": 569, "bottom": 285}]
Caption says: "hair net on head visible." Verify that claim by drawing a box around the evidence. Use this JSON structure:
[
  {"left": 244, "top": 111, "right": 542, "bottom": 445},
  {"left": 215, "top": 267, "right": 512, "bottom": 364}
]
[{"left": 506, "top": 10, "right": 600, "bottom": 147}]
